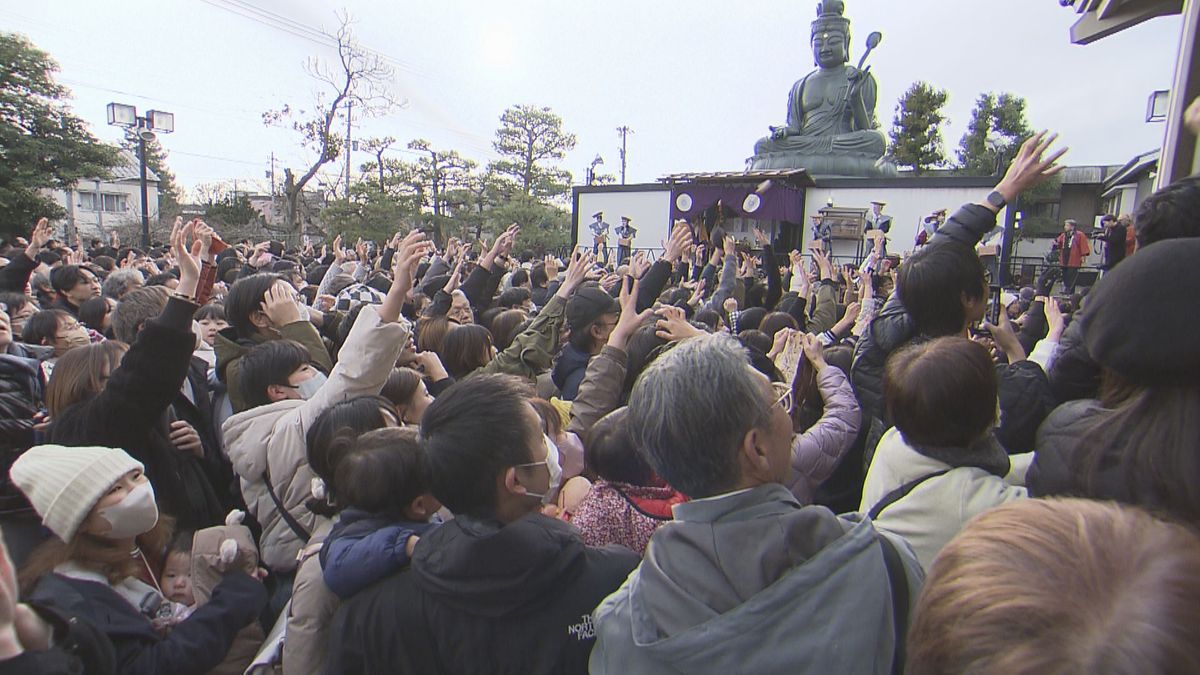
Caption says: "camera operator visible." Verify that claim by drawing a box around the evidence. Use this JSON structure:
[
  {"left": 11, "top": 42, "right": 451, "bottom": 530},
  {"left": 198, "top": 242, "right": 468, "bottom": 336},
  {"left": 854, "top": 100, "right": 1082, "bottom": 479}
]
[{"left": 1094, "top": 214, "right": 1127, "bottom": 271}]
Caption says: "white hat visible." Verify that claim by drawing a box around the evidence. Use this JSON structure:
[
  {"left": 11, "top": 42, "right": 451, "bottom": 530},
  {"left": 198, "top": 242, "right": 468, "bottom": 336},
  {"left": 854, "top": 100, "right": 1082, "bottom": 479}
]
[{"left": 10, "top": 445, "right": 144, "bottom": 542}]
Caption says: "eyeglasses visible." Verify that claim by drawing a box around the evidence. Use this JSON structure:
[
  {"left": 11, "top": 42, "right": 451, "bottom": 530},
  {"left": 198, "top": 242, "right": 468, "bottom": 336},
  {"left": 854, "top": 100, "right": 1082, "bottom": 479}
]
[{"left": 771, "top": 381, "right": 794, "bottom": 415}]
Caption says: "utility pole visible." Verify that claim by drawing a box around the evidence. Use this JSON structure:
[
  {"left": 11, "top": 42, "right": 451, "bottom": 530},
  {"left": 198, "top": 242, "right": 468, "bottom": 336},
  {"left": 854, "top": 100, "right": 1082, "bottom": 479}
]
[
  {"left": 345, "top": 100, "right": 353, "bottom": 201},
  {"left": 616, "top": 125, "right": 633, "bottom": 185},
  {"left": 269, "top": 152, "right": 278, "bottom": 223}
]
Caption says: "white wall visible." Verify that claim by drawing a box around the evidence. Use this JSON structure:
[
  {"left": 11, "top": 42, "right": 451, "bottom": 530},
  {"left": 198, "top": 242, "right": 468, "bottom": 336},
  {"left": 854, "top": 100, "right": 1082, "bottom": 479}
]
[
  {"left": 575, "top": 189, "right": 672, "bottom": 256},
  {"left": 804, "top": 185, "right": 1008, "bottom": 259},
  {"left": 51, "top": 179, "right": 159, "bottom": 240}
]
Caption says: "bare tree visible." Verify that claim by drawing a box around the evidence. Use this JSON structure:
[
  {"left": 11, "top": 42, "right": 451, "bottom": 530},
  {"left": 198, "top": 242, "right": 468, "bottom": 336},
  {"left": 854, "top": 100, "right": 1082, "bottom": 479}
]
[{"left": 263, "top": 13, "right": 400, "bottom": 234}]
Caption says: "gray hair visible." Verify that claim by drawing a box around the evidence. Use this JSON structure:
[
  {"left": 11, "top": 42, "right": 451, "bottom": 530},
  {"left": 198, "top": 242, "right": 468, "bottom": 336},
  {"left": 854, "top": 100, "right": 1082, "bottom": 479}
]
[
  {"left": 102, "top": 269, "right": 145, "bottom": 300},
  {"left": 627, "top": 333, "right": 770, "bottom": 498}
]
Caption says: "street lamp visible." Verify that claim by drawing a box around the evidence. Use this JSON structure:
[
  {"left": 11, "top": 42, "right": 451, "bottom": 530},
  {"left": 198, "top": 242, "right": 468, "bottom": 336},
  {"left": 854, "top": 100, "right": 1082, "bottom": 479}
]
[
  {"left": 586, "top": 155, "right": 604, "bottom": 186},
  {"left": 107, "top": 103, "right": 174, "bottom": 247}
]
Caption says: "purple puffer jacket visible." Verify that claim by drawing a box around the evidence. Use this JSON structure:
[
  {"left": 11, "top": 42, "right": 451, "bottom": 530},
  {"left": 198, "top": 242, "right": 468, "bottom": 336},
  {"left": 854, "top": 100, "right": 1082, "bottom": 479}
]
[{"left": 788, "top": 366, "right": 861, "bottom": 504}]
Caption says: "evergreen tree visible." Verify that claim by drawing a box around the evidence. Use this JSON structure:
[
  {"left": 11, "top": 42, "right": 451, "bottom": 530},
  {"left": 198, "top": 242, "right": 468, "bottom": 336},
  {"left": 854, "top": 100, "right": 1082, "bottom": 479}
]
[
  {"left": 0, "top": 32, "right": 119, "bottom": 237},
  {"left": 957, "top": 93, "right": 1033, "bottom": 175},
  {"left": 887, "top": 81, "right": 949, "bottom": 173}
]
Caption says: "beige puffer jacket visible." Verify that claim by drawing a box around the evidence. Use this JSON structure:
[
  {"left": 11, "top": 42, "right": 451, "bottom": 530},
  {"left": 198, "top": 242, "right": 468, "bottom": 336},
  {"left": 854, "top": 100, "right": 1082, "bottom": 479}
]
[{"left": 223, "top": 306, "right": 409, "bottom": 572}]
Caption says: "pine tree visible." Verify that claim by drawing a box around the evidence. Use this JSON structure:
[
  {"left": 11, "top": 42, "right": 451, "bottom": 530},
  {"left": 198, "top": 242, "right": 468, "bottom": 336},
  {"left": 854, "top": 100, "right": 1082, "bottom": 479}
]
[
  {"left": 887, "top": 81, "right": 950, "bottom": 173},
  {"left": 957, "top": 93, "right": 1033, "bottom": 175}
]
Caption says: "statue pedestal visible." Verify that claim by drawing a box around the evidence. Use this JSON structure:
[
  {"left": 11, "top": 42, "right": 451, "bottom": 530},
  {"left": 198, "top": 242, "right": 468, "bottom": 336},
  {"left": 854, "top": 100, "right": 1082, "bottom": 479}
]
[{"left": 749, "top": 151, "right": 899, "bottom": 177}]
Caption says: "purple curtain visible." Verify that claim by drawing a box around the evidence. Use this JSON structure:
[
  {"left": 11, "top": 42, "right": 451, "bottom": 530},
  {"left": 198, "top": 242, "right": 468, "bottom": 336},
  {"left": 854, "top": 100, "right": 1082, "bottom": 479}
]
[{"left": 669, "top": 183, "right": 804, "bottom": 223}]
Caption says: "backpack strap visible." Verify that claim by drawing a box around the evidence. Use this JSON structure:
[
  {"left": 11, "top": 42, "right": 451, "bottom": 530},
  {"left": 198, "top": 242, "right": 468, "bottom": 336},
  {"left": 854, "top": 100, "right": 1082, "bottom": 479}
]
[
  {"left": 263, "top": 469, "right": 311, "bottom": 544},
  {"left": 877, "top": 533, "right": 909, "bottom": 675},
  {"left": 867, "top": 469, "right": 953, "bottom": 521}
]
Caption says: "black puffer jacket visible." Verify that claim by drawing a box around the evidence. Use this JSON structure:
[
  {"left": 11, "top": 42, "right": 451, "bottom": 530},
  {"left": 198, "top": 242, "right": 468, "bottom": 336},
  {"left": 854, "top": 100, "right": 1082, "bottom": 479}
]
[
  {"left": 49, "top": 299, "right": 226, "bottom": 530},
  {"left": 851, "top": 203, "right": 1055, "bottom": 456},
  {"left": 851, "top": 203, "right": 1000, "bottom": 422},
  {"left": 0, "top": 343, "right": 51, "bottom": 514}
]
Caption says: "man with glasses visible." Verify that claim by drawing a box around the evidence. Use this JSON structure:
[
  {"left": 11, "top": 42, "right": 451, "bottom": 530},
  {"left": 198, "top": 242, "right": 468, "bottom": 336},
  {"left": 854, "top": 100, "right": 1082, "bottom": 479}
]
[
  {"left": 552, "top": 285, "right": 621, "bottom": 401},
  {"left": 591, "top": 333, "right": 922, "bottom": 674},
  {"left": 329, "top": 374, "right": 640, "bottom": 674}
]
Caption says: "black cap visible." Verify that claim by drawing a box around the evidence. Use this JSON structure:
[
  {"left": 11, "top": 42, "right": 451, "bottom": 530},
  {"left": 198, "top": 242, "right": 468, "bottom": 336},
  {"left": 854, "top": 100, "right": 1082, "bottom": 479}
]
[
  {"left": 1080, "top": 238, "right": 1200, "bottom": 386},
  {"left": 566, "top": 286, "right": 620, "bottom": 331}
]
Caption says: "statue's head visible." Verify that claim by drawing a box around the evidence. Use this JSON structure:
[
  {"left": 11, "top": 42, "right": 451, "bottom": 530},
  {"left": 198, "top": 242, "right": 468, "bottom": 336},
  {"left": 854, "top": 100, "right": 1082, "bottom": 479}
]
[{"left": 811, "top": 0, "right": 851, "bottom": 68}]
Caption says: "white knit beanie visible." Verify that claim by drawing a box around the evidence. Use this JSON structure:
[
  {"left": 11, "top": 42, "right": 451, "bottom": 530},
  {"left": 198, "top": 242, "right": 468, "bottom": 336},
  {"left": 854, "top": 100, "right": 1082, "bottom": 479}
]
[{"left": 10, "top": 445, "right": 145, "bottom": 542}]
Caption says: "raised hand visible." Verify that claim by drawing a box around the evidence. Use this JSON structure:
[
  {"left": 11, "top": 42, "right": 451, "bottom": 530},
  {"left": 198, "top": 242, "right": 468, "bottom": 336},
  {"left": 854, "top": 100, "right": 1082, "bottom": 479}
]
[
  {"left": 445, "top": 255, "right": 465, "bottom": 293},
  {"left": 752, "top": 226, "right": 769, "bottom": 246},
  {"left": 663, "top": 220, "right": 692, "bottom": 263},
  {"left": 687, "top": 278, "right": 708, "bottom": 306},
  {"left": 26, "top": 218, "right": 53, "bottom": 259},
  {"left": 1041, "top": 295, "right": 1066, "bottom": 340},
  {"left": 995, "top": 131, "right": 1069, "bottom": 203},
  {"left": 391, "top": 231, "right": 434, "bottom": 294},
  {"left": 800, "top": 333, "right": 828, "bottom": 371},
  {"left": 630, "top": 250, "right": 651, "bottom": 279},
  {"left": 555, "top": 249, "right": 593, "bottom": 298},
  {"left": 983, "top": 316, "right": 1026, "bottom": 363},
  {"left": 812, "top": 248, "right": 833, "bottom": 281},
  {"left": 609, "top": 276, "right": 654, "bottom": 350},
  {"left": 193, "top": 219, "right": 215, "bottom": 262},
  {"left": 380, "top": 230, "right": 433, "bottom": 323},
  {"left": 170, "top": 219, "right": 200, "bottom": 299},
  {"left": 332, "top": 234, "right": 346, "bottom": 264},
  {"left": 654, "top": 305, "right": 704, "bottom": 342}
]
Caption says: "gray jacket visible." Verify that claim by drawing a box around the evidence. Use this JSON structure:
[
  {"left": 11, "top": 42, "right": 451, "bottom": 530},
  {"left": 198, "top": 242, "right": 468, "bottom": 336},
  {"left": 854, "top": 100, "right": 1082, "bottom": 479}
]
[{"left": 590, "top": 484, "right": 923, "bottom": 674}]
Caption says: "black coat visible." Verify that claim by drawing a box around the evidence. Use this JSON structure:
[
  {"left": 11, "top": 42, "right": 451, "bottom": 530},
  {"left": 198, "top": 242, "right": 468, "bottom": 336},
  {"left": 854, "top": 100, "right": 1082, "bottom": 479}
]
[
  {"left": 49, "top": 299, "right": 226, "bottom": 531},
  {"left": 851, "top": 203, "right": 1055, "bottom": 456},
  {"left": 27, "top": 571, "right": 265, "bottom": 675},
  {"left": 0, "top": 601, "right": 115, "bottom": 675},
  {"left": 0, "top": 344, "right": 50, "bottom": 515},
  {"left": 328, "top": 513, "right": 640, "bottom": 675}
]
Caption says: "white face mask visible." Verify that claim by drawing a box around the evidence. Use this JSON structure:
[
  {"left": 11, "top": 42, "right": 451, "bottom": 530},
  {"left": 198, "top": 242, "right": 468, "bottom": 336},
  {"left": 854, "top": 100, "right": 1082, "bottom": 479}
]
[
  {"left": 97, "top": 482, "right": 159, "bottom": 539},
  {"left": 294, "top": 371, "right": 327, "bottom": 400},
  {"left": 520, "top": 434, "right": 563, "bottom": 505}
]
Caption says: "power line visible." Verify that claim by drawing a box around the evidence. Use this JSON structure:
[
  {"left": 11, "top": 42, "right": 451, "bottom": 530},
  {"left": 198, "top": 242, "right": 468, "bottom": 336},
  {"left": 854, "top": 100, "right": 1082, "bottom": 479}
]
[{"left": 197, "top": 0, "right": 426, "bottom": 76}]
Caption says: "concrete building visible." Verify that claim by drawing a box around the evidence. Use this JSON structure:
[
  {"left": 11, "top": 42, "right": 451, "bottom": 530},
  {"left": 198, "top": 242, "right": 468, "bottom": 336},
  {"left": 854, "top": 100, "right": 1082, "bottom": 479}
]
[{"left": 46, "top": 150, "right": 160, "bottom": 241}]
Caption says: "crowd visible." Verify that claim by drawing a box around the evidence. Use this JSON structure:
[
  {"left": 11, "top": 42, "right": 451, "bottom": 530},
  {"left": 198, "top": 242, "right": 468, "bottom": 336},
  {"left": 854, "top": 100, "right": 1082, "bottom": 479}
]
[{"left": 0, "top": 125, "right": 1198, "bottom": 674}]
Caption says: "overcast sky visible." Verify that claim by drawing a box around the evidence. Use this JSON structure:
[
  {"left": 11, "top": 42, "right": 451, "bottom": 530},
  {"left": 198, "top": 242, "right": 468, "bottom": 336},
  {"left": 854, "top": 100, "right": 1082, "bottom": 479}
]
[{"left": 2, "top": 1, "right": 1184, "bottom": 197}]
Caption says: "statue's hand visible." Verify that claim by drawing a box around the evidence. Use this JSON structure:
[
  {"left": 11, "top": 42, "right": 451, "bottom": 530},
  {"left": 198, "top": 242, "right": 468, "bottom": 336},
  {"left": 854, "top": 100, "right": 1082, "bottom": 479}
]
[{"left": 770, "top": 125, "right": 790, "bottom": 140}]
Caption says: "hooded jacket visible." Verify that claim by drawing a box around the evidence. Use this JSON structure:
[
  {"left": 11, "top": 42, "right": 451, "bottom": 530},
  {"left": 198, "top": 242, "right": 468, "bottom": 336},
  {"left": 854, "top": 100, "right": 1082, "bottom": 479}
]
[
  {"left": 328, "top": 513, "right": 640, "bottom": 674},
  {"left": 590, "top": 484, "right": 923, "bottom": 674},
  {"left": 214, "top": 318, "right": 333, "bottom": 414},
  {"left": 860, "top": 428, "right": 1030, "bottom": 570},
  {"left": 222, "top": 305, "right": 407, "bottom": 572}
]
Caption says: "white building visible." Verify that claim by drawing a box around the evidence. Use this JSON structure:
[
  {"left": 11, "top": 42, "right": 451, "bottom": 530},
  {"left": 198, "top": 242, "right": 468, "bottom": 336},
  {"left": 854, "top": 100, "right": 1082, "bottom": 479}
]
[{"left": 47, "top": 149, "right": 160, "bottom": 241}]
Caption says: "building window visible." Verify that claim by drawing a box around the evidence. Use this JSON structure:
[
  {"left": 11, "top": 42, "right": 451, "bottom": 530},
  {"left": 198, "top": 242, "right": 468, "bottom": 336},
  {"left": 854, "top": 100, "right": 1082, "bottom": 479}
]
[{"left": 79, "top": 192, "right": 128, "bottom": 213}]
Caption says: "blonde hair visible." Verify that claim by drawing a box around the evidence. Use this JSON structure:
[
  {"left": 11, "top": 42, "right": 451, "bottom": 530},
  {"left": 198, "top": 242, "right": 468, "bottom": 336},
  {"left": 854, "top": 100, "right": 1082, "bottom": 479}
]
[{"left": 908, "top": 498, "right": 1200, "bottom": 674}]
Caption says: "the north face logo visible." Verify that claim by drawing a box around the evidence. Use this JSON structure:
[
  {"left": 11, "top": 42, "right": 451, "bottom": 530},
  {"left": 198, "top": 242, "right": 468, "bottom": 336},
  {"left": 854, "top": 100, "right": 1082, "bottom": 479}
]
[{"left": 568, "top": 614, "right": 595, "bottom": 640}]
